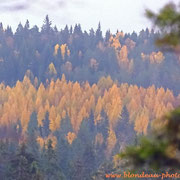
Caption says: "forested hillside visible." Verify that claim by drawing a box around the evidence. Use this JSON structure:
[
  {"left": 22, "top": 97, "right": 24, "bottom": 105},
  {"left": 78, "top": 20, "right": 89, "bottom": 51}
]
[
  {"left": 0, "top": 16, "right": 180, "bottom": 94},
  {"left": 0, "top": 16, "right": 180, "bottom": 179}
]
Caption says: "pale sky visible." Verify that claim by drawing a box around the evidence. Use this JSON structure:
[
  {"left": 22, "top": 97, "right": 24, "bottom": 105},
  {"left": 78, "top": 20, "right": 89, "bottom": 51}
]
[{"left": 0, "top": 0, "right": 179, "bottom": 34}]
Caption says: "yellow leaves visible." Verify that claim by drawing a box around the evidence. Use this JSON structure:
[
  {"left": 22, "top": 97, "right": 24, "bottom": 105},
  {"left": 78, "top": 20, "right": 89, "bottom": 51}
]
[
  {"left": 67, "top": 49, "right": 70, "bottom": 57},
  {"left": 106, "top": 96, "right": 122, "bottom": 130},
  {"left": 36, "top": 96, "right": 42, "bottom": 110},
  {"left": 37, "top": 135, "right": 57, "bottom": 149},
  {"left": 34, "top": 77, "right": 38, "bottom": 88},
  {"left": 97, "top": 76, "right": 113, "bottom": 91},
  {"left": 150, "top": 51, "right": 165, "bottom": 64},
  {"left": 0, "top": 73, "right": 179, "bottom": 142},
  {"left": 54, "top": 44, "right": 59, "bottom": 56},
  {"left": 76, "top": 106, "right": 89, "bottom": 132},
  {"left": 55, "top": 114, "right": 61, "bottom": 129},
  {"left": 37, "top": 136, "right": 44, "bottom": 148},
  {"left": 48, "top": 63, "right": 57, "bottom": 75},
  {"left": 104, "top": 84, "right": 122, "bottom": 129},
  {"left": 106, "top": 130, "right": 117, "bottom": 158},
  {"left": 47, "top": 135, "right": 57, "bottom": 149},
  {"left": 115, "top": 45, "right": 134, "bottom": 72},
  {"left": 109, "top": 33, "right": 121, "bottom": 50},
  {"left": 134, "top": 108, "right": 149, "bottom": 135},
  {"left": 60, "top": 44, "right": 70, "bottom": 60},
  {"left": 127, "top": 98, "right": 139, "bottom": 122},
  {"left": 54, "top": 43, "right": 71, "bottom": 58},
  {"left": 22, "top": 76, "right": 31, "bottom": 91},
  {"left": 60, "top": 44, "right": 66, "bottom": 59},
  {"left": 21, "top": 109, "right": 31, "bottom": 132},
  {"left": 61, "top": 110, "right": 66, "bottom": 119},
  {"left": 37, "top": 106, "right": 46, "bottom": 126},
  {"left": 66, "top": 132, "right": 77, "bottom": 145},
  {"left": 119, "top": 45, "right": 128, "bottom": 62},
  {"left": 49, "top": 106, "right": 58, "bottom": 132},
  {"left": 61, "top": 74, "right": 66, "bottom": 83},
  {"left": 141, "top": 51, "right": 165, "bottom": 64}
]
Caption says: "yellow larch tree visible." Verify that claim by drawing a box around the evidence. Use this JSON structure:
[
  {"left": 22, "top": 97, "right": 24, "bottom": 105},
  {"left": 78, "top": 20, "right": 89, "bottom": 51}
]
[
  {"left": 76, "top": 106, "right": 89, "bottom": 133},
  {"left": 66, "top": 132, "right": 77, "bottom": 145},
  {"left": 37, "top": 106, "right": 46, "bottom": 126},
  {"left": 60, "top": 44, "right": 69, "bottom": 60},
  {"left": 34, "top": 77, "right": 38, "bottom": 88},
  {"left": 106, "top": 130, "right": 117, "bottom": 158},
  {"left": 134, "top": 107, "right": 149, "bottom": 135},
  {"left": 104, "top": 84, "right": 122, "bottom": 130},
  {"left": 54, "top": 44, "right": 59, "bottom": 56},
  {"left": 21, "top": 108, "right": 31, "bottom": 132},
  {"left": 49, "top": 106, "right": 57, "bottom": 132},
  {"left": 127, "top": 98, "right": 139, "bottom": 122},
  {"left": 119, "top": 45, "right": 128, "bottom": 62},
  {"left": 164, "top": 89, "right": 175, "bottom": 105},
  {"left": 48, "top": 63, "right": 57, "bottom": 76}
]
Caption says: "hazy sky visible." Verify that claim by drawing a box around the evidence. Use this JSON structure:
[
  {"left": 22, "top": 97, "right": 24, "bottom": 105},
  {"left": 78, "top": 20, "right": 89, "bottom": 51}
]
[{"left": 0, "top": 0, "right": 179, "bottom": 33}]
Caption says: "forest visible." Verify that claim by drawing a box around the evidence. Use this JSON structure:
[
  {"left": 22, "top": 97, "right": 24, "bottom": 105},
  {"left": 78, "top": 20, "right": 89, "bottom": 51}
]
[{"left": 0, "top": 15, "right": 180, "bottom": 179}]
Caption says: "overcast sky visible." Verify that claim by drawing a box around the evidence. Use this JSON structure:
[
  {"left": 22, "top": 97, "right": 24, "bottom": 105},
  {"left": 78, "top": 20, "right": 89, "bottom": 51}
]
[{"left": 0, "top": 0, "right": 179, "bottom": 33}]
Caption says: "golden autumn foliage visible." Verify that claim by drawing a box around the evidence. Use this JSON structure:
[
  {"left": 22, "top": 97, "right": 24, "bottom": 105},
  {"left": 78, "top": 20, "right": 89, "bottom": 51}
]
[
  {"left": 0, "top": 74, "right": 179, "bottom": 141},
  {"left": 60, "top": 44, "right": 70, "bottom": 60},
  {"left": 106, "top": 130, "right": 117, "bottom": 158},
  {"left": 109, "top": 31, "right": 124, "bottom": 50},
  {"left": 54, "top": 43, "right": 70, "bottom": 59},
  {"left": 49, "top": 106, "right": 59, "bottom": 132},
  {"left": 109, "top": 34, "right": 134, "bottom": 72},
  {"left": 54, "top": 44, "right": 60, "bottom": 56},
  {"left": 109, "top": 35, "right": 121, "bottom": 50},
  {"left": 119, "top": 45, "right": 128, "bottom": 62},
  {"left": 141, "top": 51, "right": 165, "bottom": 64},
  {"left": 48, "top": 63, "right": 57, "bottom": 75},
  {"left": 134, "top": 107, "right": 149, "bottom": 135},
  {"left": 66, "top": 132, "right": 77, "bottom": 145},
  {"left": 37, "top": 135, "right": 57, "bottom": 149}
]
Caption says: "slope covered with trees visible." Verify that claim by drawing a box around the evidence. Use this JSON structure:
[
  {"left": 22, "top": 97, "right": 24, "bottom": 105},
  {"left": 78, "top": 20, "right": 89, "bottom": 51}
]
[
  {"left": 0, "top": 74, "right": 179, "bottom": 179},
  {"left": 0, "top": 16, "right": 180, "bottom": 94},
  {"left": 0, "top": 15, "right": 180, "bottom": 179}
]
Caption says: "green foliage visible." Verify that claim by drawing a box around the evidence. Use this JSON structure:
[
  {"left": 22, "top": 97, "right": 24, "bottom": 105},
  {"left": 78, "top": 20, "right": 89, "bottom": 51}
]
[{"left": 146, "top": 2, "right": 180, "bottom": 48}]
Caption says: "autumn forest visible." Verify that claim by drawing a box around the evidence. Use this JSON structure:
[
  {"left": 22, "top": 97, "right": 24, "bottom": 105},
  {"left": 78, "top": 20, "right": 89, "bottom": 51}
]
[{"left": 0, "top": 15, "right": 180, "bottom": 179}]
